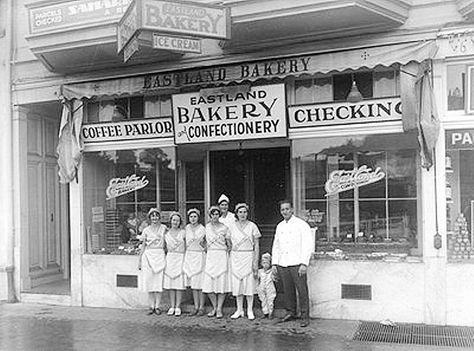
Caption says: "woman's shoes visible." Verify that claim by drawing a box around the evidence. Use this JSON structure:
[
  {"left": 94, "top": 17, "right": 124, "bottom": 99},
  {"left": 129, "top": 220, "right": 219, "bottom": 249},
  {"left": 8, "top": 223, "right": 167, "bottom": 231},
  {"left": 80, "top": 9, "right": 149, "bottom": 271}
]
[
  {"left": 247, "top": 309, "right": 255, "bottom": 320},
  {"left": 174, "top": 308, "right": 181, "bottom": 316},
  {"left": 216, "top": 311, "right": 224, "bottom": 319},
  {"left": 155, "top": 308, "right": 161, "bottom": 315},
  {"left": 230, "top": 310, "right": 244, "bottom": 319},
  {"left": 207, "top": 310, "right": 216, "bottom": 318},
  {"left": 197, "top": 308, "right": 205, "bottom": 316},
  {"left": 189, "top": 309, "right": 198, "bottom": 316},
  {"left": 147, "top": 308, "right": 155, "bottom": 315},
  {"left": 167, "top": 308, "right": 175, "bottom": 316}
]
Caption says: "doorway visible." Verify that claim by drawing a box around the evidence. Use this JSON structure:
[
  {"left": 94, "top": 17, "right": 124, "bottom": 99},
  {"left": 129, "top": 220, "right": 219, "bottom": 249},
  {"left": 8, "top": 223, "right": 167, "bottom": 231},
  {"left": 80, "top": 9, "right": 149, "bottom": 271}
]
[{"left": 210, "top": 147, "right": 290, "bottom": 254}]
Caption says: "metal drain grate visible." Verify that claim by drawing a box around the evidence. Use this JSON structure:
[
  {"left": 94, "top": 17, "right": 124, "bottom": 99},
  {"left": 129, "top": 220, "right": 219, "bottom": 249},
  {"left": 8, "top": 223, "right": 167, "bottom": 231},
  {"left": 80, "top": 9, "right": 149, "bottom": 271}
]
[{"left": 353, "top": 321, "right": 474, "bottom": 348}]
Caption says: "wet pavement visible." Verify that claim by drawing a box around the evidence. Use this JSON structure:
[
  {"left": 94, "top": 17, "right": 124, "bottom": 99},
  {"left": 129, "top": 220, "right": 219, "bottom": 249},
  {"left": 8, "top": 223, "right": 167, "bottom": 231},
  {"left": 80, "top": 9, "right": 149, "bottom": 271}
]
[{"left": 0, "top": 303, "right": 472, "bottom": 351}]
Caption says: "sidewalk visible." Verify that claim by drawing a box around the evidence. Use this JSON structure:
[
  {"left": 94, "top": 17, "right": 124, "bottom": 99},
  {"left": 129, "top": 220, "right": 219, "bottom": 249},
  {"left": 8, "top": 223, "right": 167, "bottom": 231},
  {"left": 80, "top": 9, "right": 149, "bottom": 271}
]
[{"left": 0, "top": 302, "right": 471, "bottom": 351}]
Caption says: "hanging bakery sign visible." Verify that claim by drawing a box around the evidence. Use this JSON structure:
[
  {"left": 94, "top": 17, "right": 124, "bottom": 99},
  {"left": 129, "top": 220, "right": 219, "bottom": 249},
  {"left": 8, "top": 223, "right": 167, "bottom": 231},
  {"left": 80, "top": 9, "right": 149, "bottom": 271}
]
[
  {"left": 117, "top": 0, "right": 229, "bottom": 61},
  {"left": 106, "top": 174, "right": 149, "bottom": 200},
  {"left": 172, "top": 84, "right": 287, "bottom": 144},
  {"left": 325, "top": 165, "right": 385, "bottom": 196}
]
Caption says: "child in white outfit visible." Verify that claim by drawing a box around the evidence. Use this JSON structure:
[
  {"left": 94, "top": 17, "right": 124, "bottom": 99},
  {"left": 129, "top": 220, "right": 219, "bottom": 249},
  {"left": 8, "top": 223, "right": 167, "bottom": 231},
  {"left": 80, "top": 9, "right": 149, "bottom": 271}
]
[{"left": 257, "top": 252, "right": 277, "bottom": 319}]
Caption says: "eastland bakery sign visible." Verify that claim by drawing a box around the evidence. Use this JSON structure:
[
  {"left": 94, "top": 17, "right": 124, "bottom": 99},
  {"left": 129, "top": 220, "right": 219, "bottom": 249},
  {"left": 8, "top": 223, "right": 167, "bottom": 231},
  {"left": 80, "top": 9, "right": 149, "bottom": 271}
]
[{"left": 172, "top": 84, "right": 287, "bottom": 144}]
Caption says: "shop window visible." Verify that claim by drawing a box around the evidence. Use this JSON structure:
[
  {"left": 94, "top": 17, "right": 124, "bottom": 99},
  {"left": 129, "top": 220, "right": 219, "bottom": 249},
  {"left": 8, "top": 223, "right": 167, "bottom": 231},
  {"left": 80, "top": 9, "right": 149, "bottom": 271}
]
[
  {"left": 144, "top": 95, "right": 172, "bottom": 117},
  {"left": 447, "top": 65, "right": 465, "bottom": 111},
  {"left": 83, "top": 147, "right": 176, "bottom": 255},
  {"left": 293, "top": 133, "right": 419, "bottom": 258},
  {"left": 446, "top": 147, "right": 474, "bottom": 261},
  {"left": 84, "top": 96, "right": 144, "bottom": 123},
  {"left": 294, "top": 68, "right": 397, "bottom": 104}
]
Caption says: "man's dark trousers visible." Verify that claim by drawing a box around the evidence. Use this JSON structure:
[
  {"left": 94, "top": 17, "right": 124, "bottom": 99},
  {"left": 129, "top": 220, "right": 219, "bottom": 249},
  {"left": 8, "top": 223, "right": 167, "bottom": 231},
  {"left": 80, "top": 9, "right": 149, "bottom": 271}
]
[{"left": 277, "top": 265, "right": 309, "bottom": 319}]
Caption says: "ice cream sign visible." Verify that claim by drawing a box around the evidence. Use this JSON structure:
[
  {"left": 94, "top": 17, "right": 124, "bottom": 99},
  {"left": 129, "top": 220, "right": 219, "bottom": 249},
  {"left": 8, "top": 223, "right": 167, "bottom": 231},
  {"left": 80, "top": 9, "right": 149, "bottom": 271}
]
[
  {"left": 106, "top": 174, "right": 149, "bottom": 200},
  {"left": 325, "top": 165, "right": 385, "bottom": 196}
]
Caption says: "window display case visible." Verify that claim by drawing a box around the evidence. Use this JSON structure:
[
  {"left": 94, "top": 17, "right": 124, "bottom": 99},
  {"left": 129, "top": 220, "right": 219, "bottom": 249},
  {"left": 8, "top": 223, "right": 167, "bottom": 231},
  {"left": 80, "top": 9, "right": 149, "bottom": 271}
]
[{"left": 83, "top": 147, "right": 176, "bottom": 255}]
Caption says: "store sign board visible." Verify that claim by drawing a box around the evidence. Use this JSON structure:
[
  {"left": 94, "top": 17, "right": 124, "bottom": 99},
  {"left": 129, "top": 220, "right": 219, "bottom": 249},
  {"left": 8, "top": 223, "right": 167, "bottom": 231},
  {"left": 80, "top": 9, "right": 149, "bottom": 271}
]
[
  {"left": 81, "top": 118, "right": 173, "bottom": 143},
  {"left": 325, "top": 165, "right": 385, "bottom": 196},
  {"left": 288, "top": 97, "right": 402, "bottom": 129},
  {"left": 29, "top": 0, "right": 132, "bottom": 34},
  {"left": 141, "top": 0, "right": 230, "bottom": 40},
  {"left": 123, "top": 35, "right": 139, "bottom": 62},
  {"left": 153, "top": 33, "right": 201, "bottom": 54},
  {"left": 446, "top": 129, "right": 474, "bottom": 150},
  {"left": 106, "top": 174, "right": 149, "bottom": 200},
  {"left": 172, "top": 84, "right": 287, "bottom": 144},
  {"left": 117, "top": 0, "right": 139, "bottom": 53}
]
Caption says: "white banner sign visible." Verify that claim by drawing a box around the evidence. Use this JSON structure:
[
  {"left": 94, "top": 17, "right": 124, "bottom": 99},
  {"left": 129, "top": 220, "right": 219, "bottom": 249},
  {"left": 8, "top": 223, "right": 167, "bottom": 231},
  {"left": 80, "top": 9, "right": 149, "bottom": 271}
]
[
  {"left": 325, "top": 165, "right": 385, "bottom": 196},
  {"left": 289, "top": 97, "right": 402, "bottom": 129},
  {"left": 106, "top": 174, "right": 149, "bottom": 200},
  {"left": 142, "top": 0, "right": 230, "bottom": 39},
  {"left": 81, "top": 117, "right": 173, "bottom": 143},
  {"left": 172, "top": 84, "right": 287, "bottom": 144}
]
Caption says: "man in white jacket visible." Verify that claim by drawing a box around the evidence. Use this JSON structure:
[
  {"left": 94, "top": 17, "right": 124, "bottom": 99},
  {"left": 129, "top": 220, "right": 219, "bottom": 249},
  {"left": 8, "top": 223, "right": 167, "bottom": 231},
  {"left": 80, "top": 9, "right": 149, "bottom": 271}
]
[{"left": 271, "top": 199, "right": 312, "bottom": 327}]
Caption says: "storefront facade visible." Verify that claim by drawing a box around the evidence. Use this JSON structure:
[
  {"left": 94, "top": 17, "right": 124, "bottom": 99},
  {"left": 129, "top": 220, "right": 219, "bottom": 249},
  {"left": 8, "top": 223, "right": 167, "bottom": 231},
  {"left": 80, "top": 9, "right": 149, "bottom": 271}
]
[
  {"left": 4, "top": 0, "right": 474, "bottom": 327},
  {"left": 434, "top": 25, "right": 474, "bottom": 326}
]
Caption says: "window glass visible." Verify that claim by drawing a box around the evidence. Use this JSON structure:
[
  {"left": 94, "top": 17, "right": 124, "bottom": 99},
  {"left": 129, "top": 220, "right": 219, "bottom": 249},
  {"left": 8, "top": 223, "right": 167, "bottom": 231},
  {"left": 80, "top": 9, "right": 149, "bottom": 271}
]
[
  {"left": 447, "top": 65, "right": 465, "bottom": 111},
  {"left": 83, "top": 147, "right": 175, "bottom": 255},
  {"left": 446, "top": 145, "right": 474, "bottom": 261},
  {"left": 293, "top": 133, "right": 418, "bottom": 256},
  {"left": 84, "top": 96, "right": 145, "bottom": 122}
]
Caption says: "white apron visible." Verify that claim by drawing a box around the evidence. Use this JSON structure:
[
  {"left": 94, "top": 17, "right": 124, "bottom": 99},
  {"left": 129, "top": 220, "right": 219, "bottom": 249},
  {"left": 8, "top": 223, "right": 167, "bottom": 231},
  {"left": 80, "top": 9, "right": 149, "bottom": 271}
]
[
  {"left": 230, "top": 223, "right": 254, "bottom": 280},
  {"left": 164, "top": 229, "right": 185, "bottom": 279},
  {"left": 183, "top": 224, "right": 206, "bottom": 278}
]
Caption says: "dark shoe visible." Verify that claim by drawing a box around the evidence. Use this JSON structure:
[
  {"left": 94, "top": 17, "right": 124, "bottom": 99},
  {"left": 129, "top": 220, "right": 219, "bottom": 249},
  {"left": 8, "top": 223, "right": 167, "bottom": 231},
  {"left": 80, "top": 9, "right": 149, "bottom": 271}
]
[
  {"left": 154, "top": 308, "right": 161, "bottom": 315},
  {"left": 300, "top": 318, "right": 310, "bottom": 328},
  {"left": 147, "top": 308, "right": 155, "bottom": 315},
  {"left": 262, "top": 313, "right": 269, "bottom": 319},
  {"left": 279, "top": 314, "right": 295, "bottom": 323},
  {"left": 189, "top": 309, "right": 198, "bottom": 316},
  {"left": 197, "top": 308, "right": 205, "bottom": 316}
]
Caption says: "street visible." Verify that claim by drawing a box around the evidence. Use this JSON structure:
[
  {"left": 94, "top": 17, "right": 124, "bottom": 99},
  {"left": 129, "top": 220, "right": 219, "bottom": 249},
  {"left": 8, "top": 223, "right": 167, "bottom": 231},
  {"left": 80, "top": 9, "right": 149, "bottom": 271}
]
[{"left": 0, "top": 303, "right": 471, "bottom": 351}]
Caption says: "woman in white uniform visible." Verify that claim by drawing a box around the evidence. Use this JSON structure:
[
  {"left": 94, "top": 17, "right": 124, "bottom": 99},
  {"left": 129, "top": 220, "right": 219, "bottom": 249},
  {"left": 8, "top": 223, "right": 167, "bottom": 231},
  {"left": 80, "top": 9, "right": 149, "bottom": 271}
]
[
  {"left": 229, "top": 203, "right": 261, "bottom": 320},
  {"left": 183, "top": 208, "right": 206, "bottom": 316},
  {"left": 164, "top": 212, "right": 186, "bottom": 316},
  {"left": 138, "top": 208, "right": 167, "bottom": 315},
  {"left": 218, "top": 194, "right": 235, "bottom": 228},
  {"left": 202, "top": 206, "right": 232, "bottom": 319}
]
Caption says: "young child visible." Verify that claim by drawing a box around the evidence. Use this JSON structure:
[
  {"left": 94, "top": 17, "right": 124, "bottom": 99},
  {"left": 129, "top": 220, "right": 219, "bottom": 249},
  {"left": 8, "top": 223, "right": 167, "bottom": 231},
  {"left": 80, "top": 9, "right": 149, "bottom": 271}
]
[{"left": 257, "top": 253, "right": 277, "bottom": 319}]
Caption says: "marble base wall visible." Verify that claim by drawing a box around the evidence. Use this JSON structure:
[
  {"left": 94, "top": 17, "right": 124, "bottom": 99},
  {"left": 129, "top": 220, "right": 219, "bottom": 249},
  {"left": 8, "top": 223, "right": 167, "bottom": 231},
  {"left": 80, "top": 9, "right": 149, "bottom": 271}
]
[
  {"left": 308, "top": 260, "right": 425, "bottom": 323},
  {"left": 0, "top": 270, "right": 7, "bottom": 301},
  {"left": 82, "top": 255, "right": 148, "bottom": 309},
  {"left": 446, "top": 263, "right": 474, "bottom": 326}
]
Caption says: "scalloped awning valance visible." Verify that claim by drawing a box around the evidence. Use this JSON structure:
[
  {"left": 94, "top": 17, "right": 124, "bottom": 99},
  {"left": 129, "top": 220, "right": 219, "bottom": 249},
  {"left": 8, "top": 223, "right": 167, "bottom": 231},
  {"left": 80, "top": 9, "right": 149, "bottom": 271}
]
[{"left": 62, "top": 40, "right": 438, "bottom": 100}]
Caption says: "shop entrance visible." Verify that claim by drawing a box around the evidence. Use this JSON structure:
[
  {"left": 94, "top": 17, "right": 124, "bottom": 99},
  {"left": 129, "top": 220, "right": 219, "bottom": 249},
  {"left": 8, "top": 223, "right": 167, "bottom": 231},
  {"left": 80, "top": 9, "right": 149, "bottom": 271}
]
[{"left": 210, "top": 147, "right": 290, "bottom": 254}]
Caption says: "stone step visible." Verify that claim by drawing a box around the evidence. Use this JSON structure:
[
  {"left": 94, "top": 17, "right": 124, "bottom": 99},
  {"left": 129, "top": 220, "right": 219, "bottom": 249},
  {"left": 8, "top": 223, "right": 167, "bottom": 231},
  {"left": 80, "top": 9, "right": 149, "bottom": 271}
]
[{"left": 20, "top": 293, "right": 71, "bottom": 306}]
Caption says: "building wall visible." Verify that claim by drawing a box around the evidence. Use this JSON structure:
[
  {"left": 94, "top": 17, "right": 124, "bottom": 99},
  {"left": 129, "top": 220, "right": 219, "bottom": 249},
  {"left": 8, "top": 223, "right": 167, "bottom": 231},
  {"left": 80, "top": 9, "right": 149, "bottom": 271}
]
[{"left": 5, "top": 0, "right": 474, "bottom": 327}]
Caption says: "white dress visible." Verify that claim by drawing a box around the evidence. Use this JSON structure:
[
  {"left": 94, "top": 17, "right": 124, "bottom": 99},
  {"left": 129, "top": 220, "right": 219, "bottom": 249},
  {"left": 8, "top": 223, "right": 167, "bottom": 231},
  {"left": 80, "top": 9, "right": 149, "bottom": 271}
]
[
  {"left": 183, "top": 224, "right": 206, "bottom": 289},
  {"left": 140, "top": 224, "right": 167, "bottom": 292},
  {"left": 201, "top": 223, "right": 231, "bottom": 294},
  {"left": 219, "top": 212, "right": 235, "bottom": 228},
  {"left": 229, "top": 221, "right": 261, "bottom": 296},
  {"left": 163, "top": 228, "right": 186, "bottom": 290}
]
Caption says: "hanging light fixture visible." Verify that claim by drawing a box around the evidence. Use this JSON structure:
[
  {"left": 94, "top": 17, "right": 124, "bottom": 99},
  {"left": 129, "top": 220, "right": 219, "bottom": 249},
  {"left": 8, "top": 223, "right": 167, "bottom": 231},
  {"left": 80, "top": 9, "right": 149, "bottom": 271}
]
[{"left": 346, "top": 75, "right": 363, "bottom": 103}]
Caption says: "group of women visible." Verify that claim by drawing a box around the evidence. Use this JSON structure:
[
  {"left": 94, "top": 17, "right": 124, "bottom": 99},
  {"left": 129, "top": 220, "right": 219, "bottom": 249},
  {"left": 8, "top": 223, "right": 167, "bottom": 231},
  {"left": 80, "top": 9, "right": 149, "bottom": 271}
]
[{"left": 138, "top": 194, "right": 261, "bottom": 320}]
